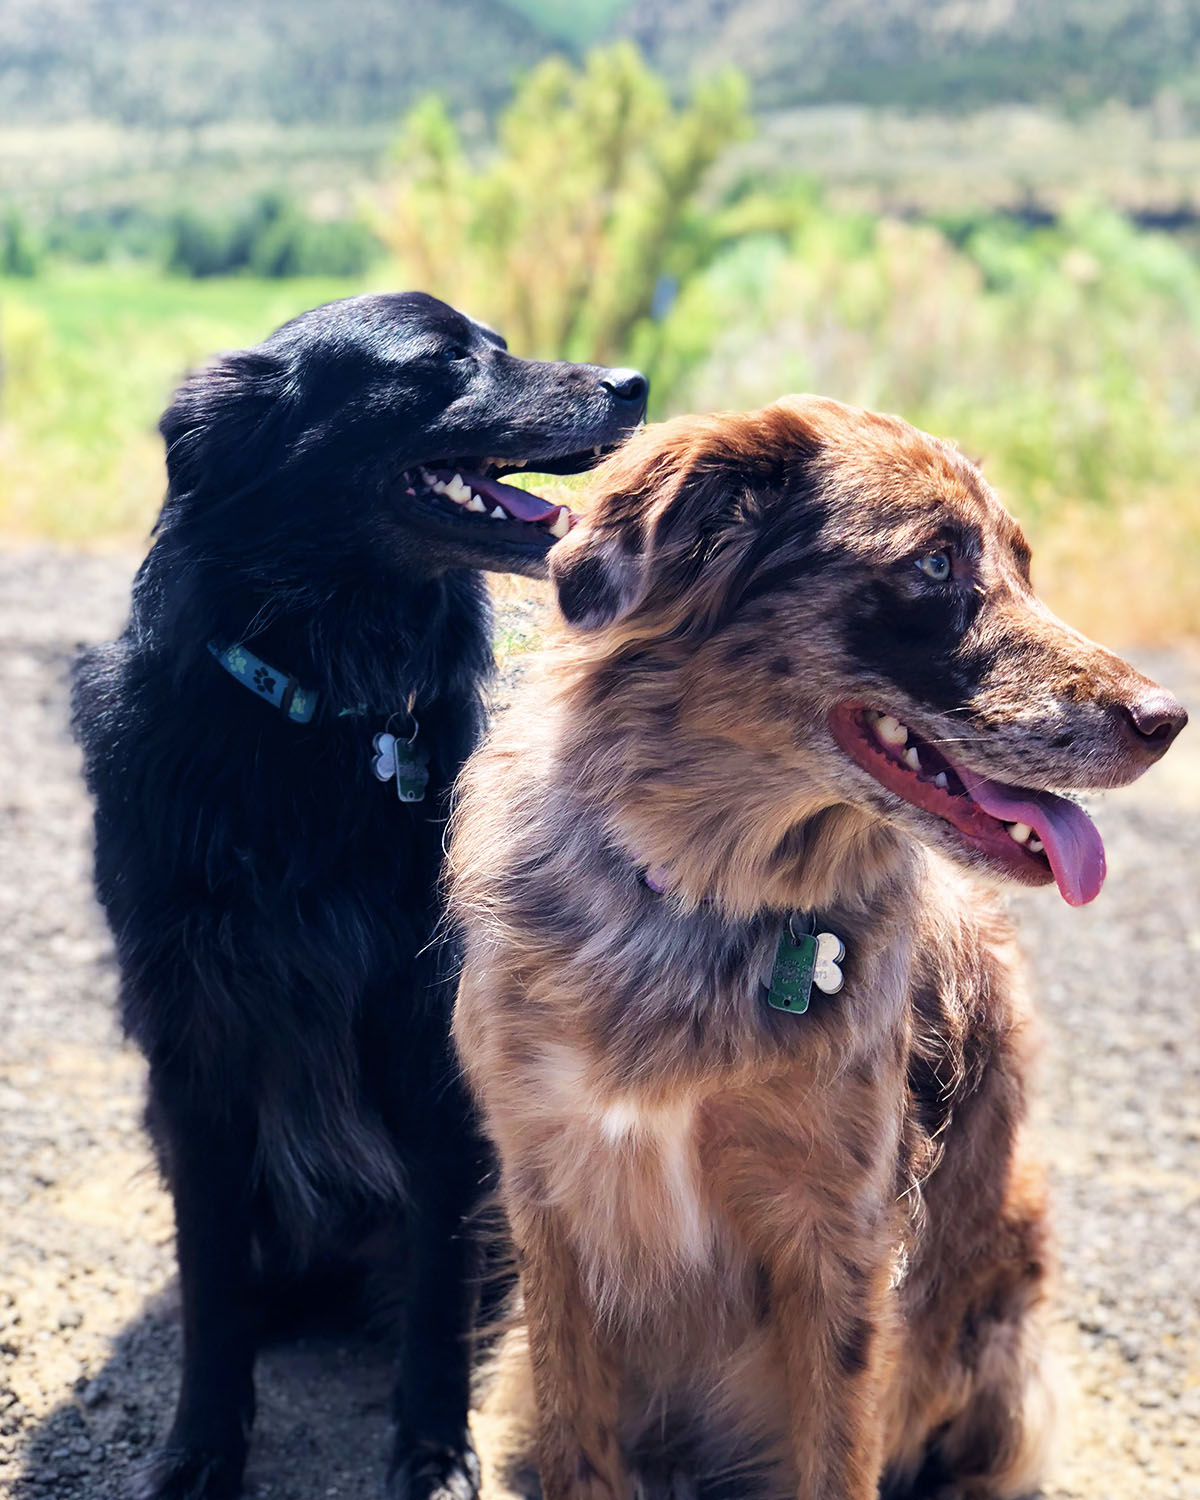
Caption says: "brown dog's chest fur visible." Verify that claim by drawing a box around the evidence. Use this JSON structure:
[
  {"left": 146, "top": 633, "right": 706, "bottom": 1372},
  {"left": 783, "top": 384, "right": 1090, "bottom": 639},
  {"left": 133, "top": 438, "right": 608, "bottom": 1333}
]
[
  {"left": 487, "top": 912, "right": 911, "bottom": 1312},
  {"left": 456, "top": 813, "right": 1046, "bottom": 1498}
]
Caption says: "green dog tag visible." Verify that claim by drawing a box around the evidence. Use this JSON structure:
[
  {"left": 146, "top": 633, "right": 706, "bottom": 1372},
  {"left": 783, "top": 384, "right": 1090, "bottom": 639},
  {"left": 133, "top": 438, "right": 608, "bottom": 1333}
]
[
  {"left": 370, "top": 730, "right": 430, "bottom": 804},
  {"left": 767, "top": 928, "right": 818, "bottom": 1014},
  {"left": 392, "top": 741, "right": 430, "bottom": 804},
  {"left": 767, "top": 923, "right": 847, "bottom": 1014}
]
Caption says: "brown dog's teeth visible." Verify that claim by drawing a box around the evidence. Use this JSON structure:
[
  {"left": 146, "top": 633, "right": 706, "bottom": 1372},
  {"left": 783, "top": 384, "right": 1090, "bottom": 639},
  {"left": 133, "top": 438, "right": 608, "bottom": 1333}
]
[{"left": 875, "top": 714, "right": 908, "bottom": 747}]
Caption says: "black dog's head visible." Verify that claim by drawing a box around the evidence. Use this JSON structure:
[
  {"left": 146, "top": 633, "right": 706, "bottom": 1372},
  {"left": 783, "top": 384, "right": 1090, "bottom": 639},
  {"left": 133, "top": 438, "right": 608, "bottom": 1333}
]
[{"left": 158, "top": 291, "right": 648, "bottom": 579}]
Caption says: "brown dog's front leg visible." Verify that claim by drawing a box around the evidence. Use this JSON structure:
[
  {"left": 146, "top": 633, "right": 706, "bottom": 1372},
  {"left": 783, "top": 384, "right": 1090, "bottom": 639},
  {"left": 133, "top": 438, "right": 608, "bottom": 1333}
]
[
  {"left": 767, "top": 1239, "right": 890, "bottom": 1500},
  {"left": 510, "top": 1200, "right": 630, "bottom": 1500}
]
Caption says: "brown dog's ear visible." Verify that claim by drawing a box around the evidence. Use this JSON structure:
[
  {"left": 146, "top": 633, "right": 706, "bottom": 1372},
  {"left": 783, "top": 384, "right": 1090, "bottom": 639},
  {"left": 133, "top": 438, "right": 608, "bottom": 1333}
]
[
  {"left": 551, "top": 406, "right": 817, "bottom": 635},
  {"left": 550, "top": 524, "right": 649, "bottom": 630}
]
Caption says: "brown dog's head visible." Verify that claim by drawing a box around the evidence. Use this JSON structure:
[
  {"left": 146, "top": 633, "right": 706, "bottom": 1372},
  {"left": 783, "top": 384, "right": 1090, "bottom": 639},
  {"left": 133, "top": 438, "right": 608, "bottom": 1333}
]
[{"left": 550, "top": 397, "right": 1186, "bottom": 908}]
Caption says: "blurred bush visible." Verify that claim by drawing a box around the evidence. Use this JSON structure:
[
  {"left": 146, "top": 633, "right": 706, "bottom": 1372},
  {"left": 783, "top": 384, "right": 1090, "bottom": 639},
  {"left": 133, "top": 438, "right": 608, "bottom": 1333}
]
[
  {"left": 166, "top": 191, "right": 380, "bottom": 278},
  {"left": 663, "top": 198, "right": 1200, "bottom": 515},
  {"left": 1, "top": 210, "right": 40, "bottom": 277},
  {"left": 0, "top": 192, "right": 380, "bottom": 279},
  {"left": 379, "top": 42, "right": 750, "bottom": 364}
]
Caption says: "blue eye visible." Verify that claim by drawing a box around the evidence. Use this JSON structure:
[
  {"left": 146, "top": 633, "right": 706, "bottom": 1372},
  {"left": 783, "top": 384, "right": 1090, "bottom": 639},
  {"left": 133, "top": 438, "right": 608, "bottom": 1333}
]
[{"left": 916, "top": 551, "right": 952, "bottom": 582}]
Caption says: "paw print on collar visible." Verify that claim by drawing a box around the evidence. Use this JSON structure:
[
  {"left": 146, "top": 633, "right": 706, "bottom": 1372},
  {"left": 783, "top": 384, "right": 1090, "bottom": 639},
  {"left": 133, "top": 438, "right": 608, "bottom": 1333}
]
[{"left": 252, "top": 665, "right": 277, "bottom": 696}]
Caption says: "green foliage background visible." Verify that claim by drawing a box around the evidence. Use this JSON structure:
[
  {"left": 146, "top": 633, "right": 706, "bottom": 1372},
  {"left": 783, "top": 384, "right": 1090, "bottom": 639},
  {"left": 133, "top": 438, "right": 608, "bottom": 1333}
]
[{"left": 2, "top": 15, "right": 1200, "bottom": 640}]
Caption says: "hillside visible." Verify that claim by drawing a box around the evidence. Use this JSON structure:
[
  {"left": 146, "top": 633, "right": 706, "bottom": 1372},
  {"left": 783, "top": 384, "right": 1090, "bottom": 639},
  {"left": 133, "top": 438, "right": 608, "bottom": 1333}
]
[
  {"left": 0, "top": 0, "right": 547, "bottom": 126},
  {"left": 3, "top": 0, "right": 1200, "bottom": 130},
  {"left": 622, "top": 0, "right": 1200, "bottom": 113}
]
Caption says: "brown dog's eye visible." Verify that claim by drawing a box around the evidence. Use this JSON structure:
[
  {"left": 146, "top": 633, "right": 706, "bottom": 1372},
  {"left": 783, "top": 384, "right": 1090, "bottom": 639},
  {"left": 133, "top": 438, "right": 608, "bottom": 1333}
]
[{"left": 916, "top": 551, "right": 952, "bottom": 582}]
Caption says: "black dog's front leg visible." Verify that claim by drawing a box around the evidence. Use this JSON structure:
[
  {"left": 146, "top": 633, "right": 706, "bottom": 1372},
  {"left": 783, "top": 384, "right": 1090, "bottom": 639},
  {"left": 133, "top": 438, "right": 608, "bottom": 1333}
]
[
  {"left": 387, "top": 1151, "right": 484, "bottom": 1500},
  {"left": 132, "top": 1070, "right": 258, "bottom": 1500}
]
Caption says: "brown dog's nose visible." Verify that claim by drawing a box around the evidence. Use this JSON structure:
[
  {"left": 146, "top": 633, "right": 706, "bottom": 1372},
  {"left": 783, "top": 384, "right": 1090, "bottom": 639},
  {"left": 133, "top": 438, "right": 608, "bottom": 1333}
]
[{"left": 1120, "top": 691, "right": 1188, "bottom": 754}]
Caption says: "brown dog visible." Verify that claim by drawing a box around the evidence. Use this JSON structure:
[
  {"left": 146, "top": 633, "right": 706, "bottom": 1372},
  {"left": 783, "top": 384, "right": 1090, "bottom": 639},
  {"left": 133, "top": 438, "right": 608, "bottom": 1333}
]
[{"left": 449, "top": 398, "right": 1186, "bottom": 1500}]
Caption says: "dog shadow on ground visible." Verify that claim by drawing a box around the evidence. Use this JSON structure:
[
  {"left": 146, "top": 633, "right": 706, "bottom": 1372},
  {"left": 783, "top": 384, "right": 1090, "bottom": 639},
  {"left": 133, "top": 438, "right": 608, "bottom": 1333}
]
[{"left": 14, "top": 1284, "right": 402, "bottom": 1500}]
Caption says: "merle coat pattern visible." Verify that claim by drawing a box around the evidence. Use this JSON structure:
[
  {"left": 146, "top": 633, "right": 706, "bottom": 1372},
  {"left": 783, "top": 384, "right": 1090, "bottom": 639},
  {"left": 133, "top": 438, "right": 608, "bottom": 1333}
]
[
  {"left": 449, "top": 399, "right": 1186, "bottom": 1500},
  {"left": 71, "top": 291, "right": 647, "bottom": 1500}
]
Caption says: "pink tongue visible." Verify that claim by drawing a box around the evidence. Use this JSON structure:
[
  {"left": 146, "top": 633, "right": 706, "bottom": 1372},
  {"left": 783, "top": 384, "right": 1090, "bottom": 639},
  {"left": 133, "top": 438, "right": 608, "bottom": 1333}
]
[
  {"left": 956, "top": 769, "right": 1106, "bottom": 906},
  {"left": 438, "top": 470, "right": 568, "bottom": 524}
]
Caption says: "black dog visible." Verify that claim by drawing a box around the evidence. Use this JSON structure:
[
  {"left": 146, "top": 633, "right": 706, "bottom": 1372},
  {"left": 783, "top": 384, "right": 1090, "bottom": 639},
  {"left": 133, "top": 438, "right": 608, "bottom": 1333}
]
[{"left": 72, "top": 291, "right": 647, "bottom": 1500}]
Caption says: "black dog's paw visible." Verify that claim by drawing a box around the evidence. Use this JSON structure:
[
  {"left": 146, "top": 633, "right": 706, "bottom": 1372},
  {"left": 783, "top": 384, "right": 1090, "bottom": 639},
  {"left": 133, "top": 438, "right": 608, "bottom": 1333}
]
[
  {"left": 127, "top": 1443, "right": 245, "bottom": 1500},
  {"left": 388, "top": 1435, "right": 483, "bottom": 1500}
]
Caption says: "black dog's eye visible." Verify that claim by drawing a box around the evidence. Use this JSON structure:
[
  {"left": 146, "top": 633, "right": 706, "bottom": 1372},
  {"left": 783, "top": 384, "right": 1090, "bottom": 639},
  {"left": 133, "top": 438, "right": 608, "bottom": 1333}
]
[
  {"left": 440, "top": 344, "right": 471, "bottom": 362},
  {"left": 915, "top": 551, "right": 952, "bottom": 582}
]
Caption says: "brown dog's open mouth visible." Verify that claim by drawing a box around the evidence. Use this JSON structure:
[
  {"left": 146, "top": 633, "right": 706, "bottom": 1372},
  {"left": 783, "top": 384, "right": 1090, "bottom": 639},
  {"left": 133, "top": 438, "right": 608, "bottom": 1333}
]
[{"left": 829, "top": 703, "right": 1107, "bottom": 906}]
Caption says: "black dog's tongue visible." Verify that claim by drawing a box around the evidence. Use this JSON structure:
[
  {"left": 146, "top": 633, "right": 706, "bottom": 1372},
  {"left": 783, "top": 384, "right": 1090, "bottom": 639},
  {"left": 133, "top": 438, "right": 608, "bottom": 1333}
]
[{"left": 471, "top": 473, "right": 567, "bottom": 523}]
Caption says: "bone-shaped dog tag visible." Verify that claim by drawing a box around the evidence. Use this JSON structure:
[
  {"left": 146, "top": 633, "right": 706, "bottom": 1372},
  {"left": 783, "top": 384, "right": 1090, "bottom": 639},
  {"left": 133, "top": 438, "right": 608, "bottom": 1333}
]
[
  {"left": 813, "top": 930, "right": 845, "bottom": 995},
  {"left": 767, "top": 923, "right": 846, "bottom": 1013},
  {"left": 371, "top": 732, "right": 398, "bottom": 782}
]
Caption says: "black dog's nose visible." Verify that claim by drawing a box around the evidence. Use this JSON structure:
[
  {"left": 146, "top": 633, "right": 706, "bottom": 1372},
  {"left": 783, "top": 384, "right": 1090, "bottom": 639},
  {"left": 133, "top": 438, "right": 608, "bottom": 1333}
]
[
  {"left": 1121, "top": 691, "right": 1188, "bottom": 753},
  {"left": 601, "top": 368, "right": 649, "bottom": 410}
]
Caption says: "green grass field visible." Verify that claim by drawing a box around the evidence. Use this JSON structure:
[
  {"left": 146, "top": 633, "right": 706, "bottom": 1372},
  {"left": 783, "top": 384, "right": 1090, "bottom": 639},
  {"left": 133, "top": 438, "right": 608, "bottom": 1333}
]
[{"left": 0, "top": 269, "right": 369, "bottom": 540}]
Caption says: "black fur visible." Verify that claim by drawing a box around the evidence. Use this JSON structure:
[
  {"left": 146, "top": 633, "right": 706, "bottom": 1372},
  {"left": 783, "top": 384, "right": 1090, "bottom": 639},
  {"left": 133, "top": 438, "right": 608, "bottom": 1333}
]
[{"left": 71, "top": 291, "right": 646, "bottom": 1500}]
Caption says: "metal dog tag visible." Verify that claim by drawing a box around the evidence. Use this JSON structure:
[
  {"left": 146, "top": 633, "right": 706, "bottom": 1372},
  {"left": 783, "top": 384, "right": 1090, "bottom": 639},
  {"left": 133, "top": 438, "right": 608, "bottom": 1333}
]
[
  {"left": 767, "top": 929, "right": 817, "bottom": 1013},
  {"left": 392, "top": 741, "right": 430, "bottom": 803},
  {"left": 767, "top": 923, "right": 845, "bottom": 1014},
  {"left": 371, "top": 731, "right": 430, "bottom": 804}
]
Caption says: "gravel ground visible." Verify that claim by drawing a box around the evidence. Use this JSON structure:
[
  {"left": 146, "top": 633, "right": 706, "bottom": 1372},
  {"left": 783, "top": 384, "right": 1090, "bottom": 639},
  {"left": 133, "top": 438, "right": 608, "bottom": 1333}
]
[{"left": 1, "top": 547, "right": 1197, "bottom": 1500}]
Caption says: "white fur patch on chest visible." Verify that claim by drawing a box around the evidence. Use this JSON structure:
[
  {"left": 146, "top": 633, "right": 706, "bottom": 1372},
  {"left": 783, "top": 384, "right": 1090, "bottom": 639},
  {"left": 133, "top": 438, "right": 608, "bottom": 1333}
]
[
  {"left": 597, "top": 1094, "right": 709, "bottom": 1262},
  {"left": 535, "top": 1044, "right": 713, "bottom": 1271}
]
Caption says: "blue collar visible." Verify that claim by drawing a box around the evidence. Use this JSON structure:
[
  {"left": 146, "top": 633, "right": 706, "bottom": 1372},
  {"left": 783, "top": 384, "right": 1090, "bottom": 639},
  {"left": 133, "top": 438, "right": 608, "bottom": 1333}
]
[{"left": 207, "top": 641, "right": 320, "bottom": 723}]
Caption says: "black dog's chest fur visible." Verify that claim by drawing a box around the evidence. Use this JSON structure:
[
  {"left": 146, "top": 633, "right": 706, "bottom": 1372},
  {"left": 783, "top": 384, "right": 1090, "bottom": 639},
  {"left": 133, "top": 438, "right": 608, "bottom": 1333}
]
[{"left": 74, "top": 546, "right": 492, "bottom": 1253}]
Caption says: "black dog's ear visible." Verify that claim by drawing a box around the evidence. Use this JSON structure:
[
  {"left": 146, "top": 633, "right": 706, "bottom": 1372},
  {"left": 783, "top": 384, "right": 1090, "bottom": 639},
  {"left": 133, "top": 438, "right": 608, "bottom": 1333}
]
[
  {"left": 159, "top": 349, "right": 293, "bottom": 510},
  {"left": 552, "top": 406, "right": 814, "bottom": 637}
]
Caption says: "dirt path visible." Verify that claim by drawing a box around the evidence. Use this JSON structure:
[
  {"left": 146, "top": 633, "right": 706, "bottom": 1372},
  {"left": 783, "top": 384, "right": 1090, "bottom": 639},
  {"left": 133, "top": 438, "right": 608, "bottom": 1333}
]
[{"left": 1, "top": 548, "right": 1197, "bottom": 1500}]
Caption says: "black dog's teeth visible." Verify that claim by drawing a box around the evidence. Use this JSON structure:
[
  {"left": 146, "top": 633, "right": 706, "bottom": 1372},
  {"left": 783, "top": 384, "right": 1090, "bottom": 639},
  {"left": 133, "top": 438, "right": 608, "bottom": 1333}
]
[{"left": 407, "top": 467, "right": 571, "bottom": 538}]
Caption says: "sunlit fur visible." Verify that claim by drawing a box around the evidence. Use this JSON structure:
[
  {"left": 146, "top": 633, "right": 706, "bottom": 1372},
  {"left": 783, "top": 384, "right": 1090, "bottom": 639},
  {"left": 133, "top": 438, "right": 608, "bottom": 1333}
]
[{"left": 449, "top": 398, "right": 1185, "bottom": 1500}]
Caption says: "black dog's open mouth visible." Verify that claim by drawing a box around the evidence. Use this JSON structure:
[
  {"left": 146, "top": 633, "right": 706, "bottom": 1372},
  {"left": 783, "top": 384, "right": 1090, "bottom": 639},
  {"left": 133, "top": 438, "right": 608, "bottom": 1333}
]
[
  {"left": 401, "top": 447, "right": 617, "bottom": 545},
  {"left": 828, "top": 703, "right": 1107, "bottom": 906}
]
